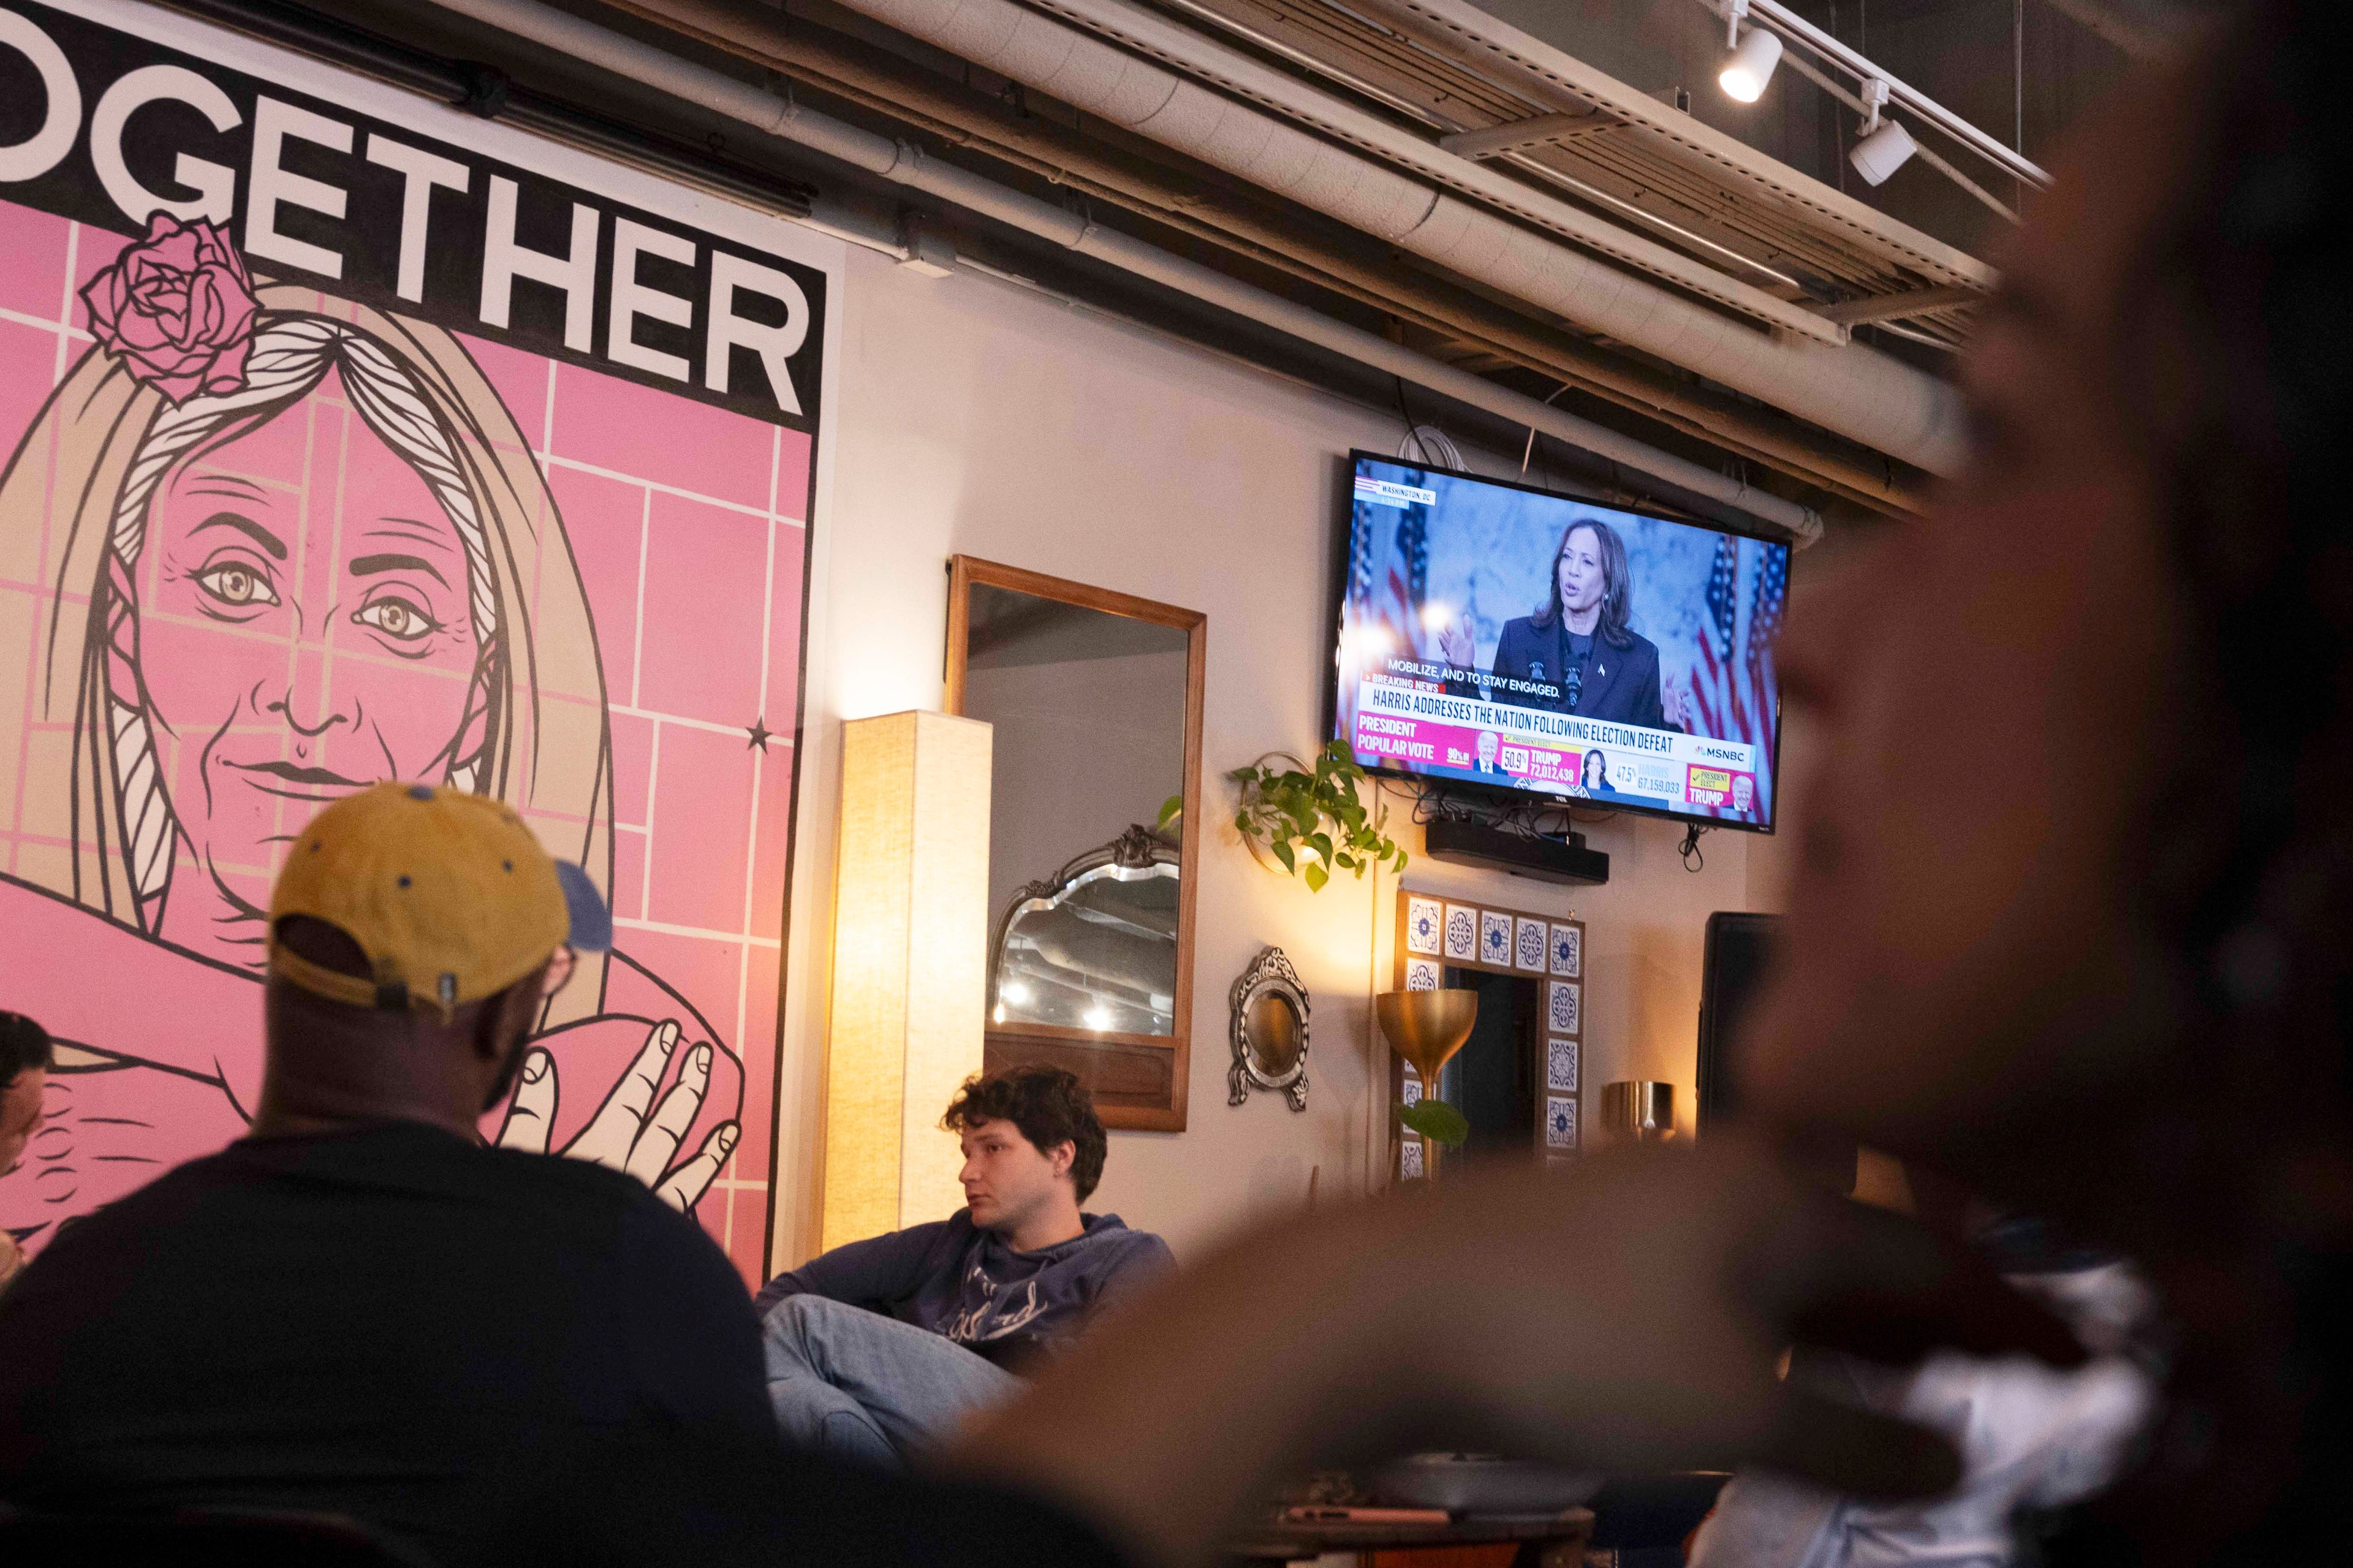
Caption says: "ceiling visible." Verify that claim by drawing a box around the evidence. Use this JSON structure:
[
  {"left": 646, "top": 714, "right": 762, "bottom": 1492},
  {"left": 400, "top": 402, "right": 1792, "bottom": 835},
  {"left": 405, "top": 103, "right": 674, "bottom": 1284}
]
[{"left": 312, "top": 0, "right": 2202, "bottom": 525}]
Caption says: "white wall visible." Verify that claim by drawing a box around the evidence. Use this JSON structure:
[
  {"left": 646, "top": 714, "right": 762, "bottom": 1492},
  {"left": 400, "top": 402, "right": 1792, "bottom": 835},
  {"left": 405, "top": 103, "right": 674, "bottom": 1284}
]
[{"left": 774, "top": 251, "right": 1783, "bottom": 1269}]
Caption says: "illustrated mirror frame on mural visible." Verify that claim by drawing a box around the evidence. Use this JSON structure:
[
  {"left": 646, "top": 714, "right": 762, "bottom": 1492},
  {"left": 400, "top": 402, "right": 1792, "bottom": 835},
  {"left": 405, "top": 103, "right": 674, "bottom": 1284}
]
[
  {"left": 945, "top": 555, "right": 1207, "bottom": 1132},
  {"left": 0, "top": 0, "right": 838, "bottom": 1284}
]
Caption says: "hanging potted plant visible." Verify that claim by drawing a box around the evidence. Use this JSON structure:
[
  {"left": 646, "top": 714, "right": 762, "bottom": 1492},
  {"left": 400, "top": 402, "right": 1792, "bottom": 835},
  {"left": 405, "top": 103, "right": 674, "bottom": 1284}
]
[{"left": 1164, "top": 738, "right": 1406, "bottom": 892}]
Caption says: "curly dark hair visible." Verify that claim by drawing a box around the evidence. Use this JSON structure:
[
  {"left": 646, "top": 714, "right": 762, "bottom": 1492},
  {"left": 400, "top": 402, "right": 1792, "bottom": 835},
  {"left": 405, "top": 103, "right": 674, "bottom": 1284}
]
[
  {"left": 2060, "top": 3, "right": 2353, "bottom": 1555},
  {"left": 941, "top": 1064, "right": 1107, "bottom": 1202},
  {"left": 1, "top": 1012, "right": 52, "bottom": 1090}
]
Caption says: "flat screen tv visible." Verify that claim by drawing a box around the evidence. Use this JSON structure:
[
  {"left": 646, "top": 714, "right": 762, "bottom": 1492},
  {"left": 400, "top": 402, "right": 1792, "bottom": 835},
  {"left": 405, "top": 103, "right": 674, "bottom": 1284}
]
[{"left": 1331, "top": 452, "right": 1791, "bottom": 833}]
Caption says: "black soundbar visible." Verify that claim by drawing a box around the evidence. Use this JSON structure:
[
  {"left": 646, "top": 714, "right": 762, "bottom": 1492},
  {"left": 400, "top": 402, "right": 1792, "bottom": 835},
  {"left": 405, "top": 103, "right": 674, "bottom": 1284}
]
[{"left": 1422, "top": 817, "right": 1610, "bottom": 885}]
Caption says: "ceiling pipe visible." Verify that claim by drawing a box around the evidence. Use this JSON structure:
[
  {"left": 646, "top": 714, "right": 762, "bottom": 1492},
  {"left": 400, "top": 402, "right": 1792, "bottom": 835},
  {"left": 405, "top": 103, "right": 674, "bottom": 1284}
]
[
  {"left": 1338, "top": 0, "right": 1991, "bottom": 290},
  {"left": 599, "top": 0, "right": 1928, "bottom": 514},
  {"left": 992, "top": 0, "right": 1838, "bottom": 344},
  {"left": 816, "top": 0, "right": 1966, "bottom": 474},
  {"left": 997, "top": 0, "right": 1847, "bottom": 344},
  {"left": 414, "top": 0, "right": 1824, "bottom": 540}
]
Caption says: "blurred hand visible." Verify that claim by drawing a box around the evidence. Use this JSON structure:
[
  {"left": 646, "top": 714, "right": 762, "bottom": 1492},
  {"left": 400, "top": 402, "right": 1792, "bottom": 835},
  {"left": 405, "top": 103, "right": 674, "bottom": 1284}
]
[
  {"left": 948, "top": 1137, "right": 2080, "bottom": 1567},
  {"left": 1436, "top": 615, "right": 1476, "bottom": 670},
  {"left": 1398, "top": 1144, "right": 2077, "bottom": 1482}
]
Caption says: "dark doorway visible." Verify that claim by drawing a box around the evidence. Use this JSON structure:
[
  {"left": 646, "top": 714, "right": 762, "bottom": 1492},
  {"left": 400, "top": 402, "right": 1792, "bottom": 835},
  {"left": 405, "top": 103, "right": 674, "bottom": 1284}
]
[{"left": 1438, "top": 967, "right": 1538, "bottom": 1157}]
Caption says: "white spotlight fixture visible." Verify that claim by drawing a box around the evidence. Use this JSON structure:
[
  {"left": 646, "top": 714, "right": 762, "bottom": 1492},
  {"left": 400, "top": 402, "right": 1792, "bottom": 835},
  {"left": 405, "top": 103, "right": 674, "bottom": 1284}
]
[
  {"left": 1718, "top": 1, "right": 1782, "bottom": 104},
  {"left": 1848, "top": 79, "right": 1918, "bottom": 186}
]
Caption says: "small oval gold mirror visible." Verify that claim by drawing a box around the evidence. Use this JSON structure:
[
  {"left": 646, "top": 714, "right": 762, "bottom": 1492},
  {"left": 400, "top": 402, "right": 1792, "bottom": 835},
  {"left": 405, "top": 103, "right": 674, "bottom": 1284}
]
[
  {"left": 1245, "top": 991, "right": 1303, "bottom": 1077},
  {"left": 1229, "top": 947, "right": 1309, "bottom": 1111}
]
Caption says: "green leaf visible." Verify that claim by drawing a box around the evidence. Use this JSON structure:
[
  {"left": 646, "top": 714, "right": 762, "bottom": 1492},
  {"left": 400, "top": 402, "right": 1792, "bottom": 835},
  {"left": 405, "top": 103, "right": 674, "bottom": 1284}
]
[
  {"left": 1334, "top": 851, "right": 1357, "bottom": 871},
  {"left": 1271, "top": 838, "right": 1297, "bottom": 873},
  {"left": 1303, "top": 860, "right": 1329, "bottom": 892},
  {"left": 1157, "top": 795, "right": 1183, "bottom": 829},
  {"left": 1398, "top": 1098, "right": 1470, "bottom": 1146},
  {"left": 1306, "top": 831, "right": 1335, "bottom": 862}
]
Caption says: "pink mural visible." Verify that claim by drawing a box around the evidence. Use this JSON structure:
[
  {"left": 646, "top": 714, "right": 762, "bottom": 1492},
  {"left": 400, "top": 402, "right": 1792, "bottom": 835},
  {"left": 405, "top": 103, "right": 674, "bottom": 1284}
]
[{"left": 0, "top": 197, "right": 811, "bottom": 1283}]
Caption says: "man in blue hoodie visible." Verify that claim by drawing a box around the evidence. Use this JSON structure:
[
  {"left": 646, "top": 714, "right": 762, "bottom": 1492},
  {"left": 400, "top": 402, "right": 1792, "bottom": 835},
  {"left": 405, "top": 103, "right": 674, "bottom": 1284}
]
[{"left": 756, "top": 1064, "right": 1174, "bottom": 1468}]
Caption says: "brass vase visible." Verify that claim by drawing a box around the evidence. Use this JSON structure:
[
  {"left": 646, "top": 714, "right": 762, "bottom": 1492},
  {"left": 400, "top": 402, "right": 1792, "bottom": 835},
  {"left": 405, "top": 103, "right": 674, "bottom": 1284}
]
[{"left": 1376, "top": 988, "right": 1478, "bottom": 1180}]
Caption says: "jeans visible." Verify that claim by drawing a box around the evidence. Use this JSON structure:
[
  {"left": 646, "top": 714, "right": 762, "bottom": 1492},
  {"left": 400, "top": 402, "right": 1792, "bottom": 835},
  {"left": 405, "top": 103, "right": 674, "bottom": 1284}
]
[{"left": 760, "top": 1295, "right": 1025, "bottom": 1469}]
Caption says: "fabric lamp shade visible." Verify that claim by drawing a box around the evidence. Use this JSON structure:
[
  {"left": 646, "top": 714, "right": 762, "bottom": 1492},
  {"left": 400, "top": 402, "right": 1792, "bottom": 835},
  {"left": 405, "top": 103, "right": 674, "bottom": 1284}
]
[{"left": 820, "top": 710, "right": 993, "bottom": 1251}]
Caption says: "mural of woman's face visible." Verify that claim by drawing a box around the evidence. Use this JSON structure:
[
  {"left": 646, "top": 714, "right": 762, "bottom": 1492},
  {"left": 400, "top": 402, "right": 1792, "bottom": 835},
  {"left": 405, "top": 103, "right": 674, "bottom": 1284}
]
[
  {"left": 121, "top": 366, "right": 487, "bottom": 922},
  {"left": 1558, "top": 526, "right": 1605, "bottom": 618}
]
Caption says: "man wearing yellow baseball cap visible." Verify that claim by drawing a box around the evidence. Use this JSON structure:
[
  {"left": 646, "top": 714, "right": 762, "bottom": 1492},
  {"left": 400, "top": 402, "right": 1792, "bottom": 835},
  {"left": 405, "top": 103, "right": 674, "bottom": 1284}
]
[
  {"left": 0, "top": 784, "right": 1135, "bottom": 1567},
  {"left": 0, "top": 784, "right": 778, "bottom": 1562}
]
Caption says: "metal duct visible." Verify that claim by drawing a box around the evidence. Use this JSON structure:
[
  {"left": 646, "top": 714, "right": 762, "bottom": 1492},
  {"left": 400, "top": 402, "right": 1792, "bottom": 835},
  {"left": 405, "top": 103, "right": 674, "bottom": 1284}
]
[
  {"left": 600, "top": 0, "right": 1928, "bottom": 512},
  {"left": 417, "top": 0, "right": 1824, "bottom": 538},
  {"left": 1012, "top": 0, "right": 1847, "bottom": 344},
  {"left": 828, "top": 0, "right": 1966, "bottom": 475},
  {"left": 1347, "top": 0, "right": 1994, "bottom": 291}
]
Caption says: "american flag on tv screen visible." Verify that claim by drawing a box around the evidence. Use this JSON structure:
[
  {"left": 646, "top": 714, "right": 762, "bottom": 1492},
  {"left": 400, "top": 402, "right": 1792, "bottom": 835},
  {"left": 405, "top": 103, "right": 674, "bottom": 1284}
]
[
  {"left": 1688, "top": 534, "right": 1787, "bottom": 820},
  {"left": 1369, "top": 500, "right": 1429, "bottom": 650}
]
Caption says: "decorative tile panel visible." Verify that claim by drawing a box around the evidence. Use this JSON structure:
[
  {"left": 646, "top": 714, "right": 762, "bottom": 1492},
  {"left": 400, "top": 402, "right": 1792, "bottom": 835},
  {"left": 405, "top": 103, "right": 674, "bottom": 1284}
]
[
  {"left": 1515, "top": 917, "right": 1548, "bottom": 972},
  {"left": 1550, "top": 923, "right": 1583, "bottom": 977},
  {"left": 1480, "top": 910, "right": 1513, "bottom": 966},
  {"left": 1404, "top": 957, "right": 1441, "bottom": 991},
  {"left": 1443, "top": 903, "right": 1478, "bottom": 962},
  {"left": 1401, "top": 1141, "right": 1426, "bottom": 1178},
  {"left": 1548, "top": 980, "right": 1582, "bottom": 1036},
  {"left": 1545, "top": 1095, "right": 1580, "bottom": 1151},
  {"left": 1546, "top": 1037, "right": 1580, "bottom": 1094},
  {"left": 1406, "top": 895, "right": 1443, "bottom": 955}
]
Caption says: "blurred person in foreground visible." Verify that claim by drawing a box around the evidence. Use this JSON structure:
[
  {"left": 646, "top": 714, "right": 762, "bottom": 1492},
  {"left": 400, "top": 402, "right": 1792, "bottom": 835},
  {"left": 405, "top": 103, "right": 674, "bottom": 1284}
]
[
  {"left": 925, "top": 7, "right": 2353, "bottom": 1565},
  {"left": 757, "top": 1064, "right": 1172, "bottom": 1467},
  {"left": 0, "top": 1012, "right": 54, "bottom": 1288}
]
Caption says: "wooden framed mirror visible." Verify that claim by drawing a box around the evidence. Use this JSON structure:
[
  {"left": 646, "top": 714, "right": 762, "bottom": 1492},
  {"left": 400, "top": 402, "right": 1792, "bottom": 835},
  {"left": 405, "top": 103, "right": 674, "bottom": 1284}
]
[{"left": 947, "top": 557, "right": 1206, "bottom": 1131}]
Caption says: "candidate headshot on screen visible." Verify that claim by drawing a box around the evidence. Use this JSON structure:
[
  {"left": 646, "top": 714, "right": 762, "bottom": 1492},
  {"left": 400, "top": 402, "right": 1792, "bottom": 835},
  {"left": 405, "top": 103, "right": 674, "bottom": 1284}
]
[
  {"left": 1581, "top": 749, "right": 1616, "bottom": 796},
  {"left": 1439, "top": 520, "right": 1688, "bottom": 730},
  {"left": 1474, "top": 730, "right": 1502, "bottom": 775},
  {"left": 1733, "top": 775, "right": 1754, "bottom": 813}
]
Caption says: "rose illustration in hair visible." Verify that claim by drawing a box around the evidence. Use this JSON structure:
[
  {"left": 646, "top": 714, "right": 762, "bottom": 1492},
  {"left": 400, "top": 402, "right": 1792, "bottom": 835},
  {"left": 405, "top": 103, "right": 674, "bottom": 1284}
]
[{"left": 80, "top": 214, "right": 259, "bottom": 404}]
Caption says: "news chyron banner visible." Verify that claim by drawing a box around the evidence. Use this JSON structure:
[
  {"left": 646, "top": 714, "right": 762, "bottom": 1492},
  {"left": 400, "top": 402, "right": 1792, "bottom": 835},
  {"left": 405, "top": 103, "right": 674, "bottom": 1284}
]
[
  {"left": 0, "top": 0, "right": 842, "bottom": 1283},
  {"left": 1352, "top": 681, "right": 1764, "bottom": 816}
]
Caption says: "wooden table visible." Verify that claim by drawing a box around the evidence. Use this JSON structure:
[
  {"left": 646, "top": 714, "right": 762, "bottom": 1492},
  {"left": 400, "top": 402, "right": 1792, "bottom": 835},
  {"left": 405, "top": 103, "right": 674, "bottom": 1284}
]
[{"left": 1224, "top": 1506, "right": 1594, "bottom": 1567}]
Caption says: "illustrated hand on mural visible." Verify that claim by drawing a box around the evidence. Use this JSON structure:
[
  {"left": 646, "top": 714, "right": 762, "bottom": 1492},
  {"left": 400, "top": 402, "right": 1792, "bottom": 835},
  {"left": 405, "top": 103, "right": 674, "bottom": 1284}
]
[{"left": 494, "top": 1020, "right": 740, "bottom": 1213}]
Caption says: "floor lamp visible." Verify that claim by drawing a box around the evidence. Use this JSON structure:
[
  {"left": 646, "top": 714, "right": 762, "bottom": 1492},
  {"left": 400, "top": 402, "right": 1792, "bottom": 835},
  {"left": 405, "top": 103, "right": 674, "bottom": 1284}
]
[{"left": 820, "top": 710, "right": 993, "bottom": 1251}]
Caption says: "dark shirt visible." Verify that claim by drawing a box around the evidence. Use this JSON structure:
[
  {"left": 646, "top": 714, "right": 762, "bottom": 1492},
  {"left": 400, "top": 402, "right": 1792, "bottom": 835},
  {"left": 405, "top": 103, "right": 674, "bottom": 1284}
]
[
  {"left": 755, "top": 1210, "right": 1175, "bottom": 1368},
  {"left": 1447, "top": 618, "right": 1669, "bottom": 730},
  {"left": 0, "top": 1123, "right": 1126, "bottom": 1568}
]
